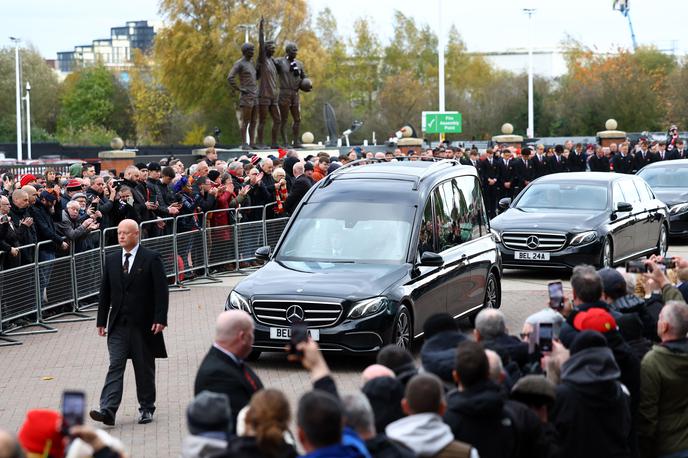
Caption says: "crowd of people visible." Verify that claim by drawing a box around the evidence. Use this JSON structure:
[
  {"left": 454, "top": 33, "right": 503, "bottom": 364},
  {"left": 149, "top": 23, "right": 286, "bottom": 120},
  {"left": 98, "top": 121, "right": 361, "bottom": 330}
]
[
  {"left": 4, "top": 254, "right": 687, "bottom": 458},
  {"left": 3, "top": 135, "right": 683, "bottom": 270}
]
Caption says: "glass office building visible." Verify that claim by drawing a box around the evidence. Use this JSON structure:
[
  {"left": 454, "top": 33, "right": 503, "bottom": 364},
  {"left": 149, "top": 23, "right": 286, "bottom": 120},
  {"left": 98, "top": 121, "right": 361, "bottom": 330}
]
[{"left": 57, "top": 20, "right": 155, "bottom": 73}]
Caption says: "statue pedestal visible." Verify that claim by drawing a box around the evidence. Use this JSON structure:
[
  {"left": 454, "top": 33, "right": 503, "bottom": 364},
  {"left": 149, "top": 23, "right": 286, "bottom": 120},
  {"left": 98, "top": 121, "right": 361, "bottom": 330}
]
[
  {"left": 491, "top": 134, "right": 524, "bottom": 150},
  {"left": 98, "top": 150, "right": 136, "bottom": 175},
  {"left": 192, "top": 147, "right": 234, "bottom": 157},
  {"left": 397, "top": 138, "right": 424, "bottom": 156},
  {"left": 597, "top": 130, "right": 627, "bottom": 147}
]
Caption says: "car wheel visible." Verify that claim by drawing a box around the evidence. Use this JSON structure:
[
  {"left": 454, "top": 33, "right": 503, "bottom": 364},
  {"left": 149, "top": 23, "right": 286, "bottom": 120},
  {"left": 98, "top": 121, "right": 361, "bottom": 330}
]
[
  {"left": 484, "top": 271, "right": 501, "bottom": 309},
  {"left": 245, "top": 349, "right": 262, "bottom": 361},
  {"left": 392, "top": 306, "right": 412, "bottom": 350},
  {"left": 600, "top": 236, "right": 613, "bottom": 268},
  {"left": 655, "top": 224, "right": 668, "bottom": 257}
]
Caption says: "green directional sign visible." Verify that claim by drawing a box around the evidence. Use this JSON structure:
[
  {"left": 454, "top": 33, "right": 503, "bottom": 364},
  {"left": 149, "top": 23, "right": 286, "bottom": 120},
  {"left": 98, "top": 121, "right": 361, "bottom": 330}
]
[{"left": 422, "top": 111, "right": 462, "bottom": 134}]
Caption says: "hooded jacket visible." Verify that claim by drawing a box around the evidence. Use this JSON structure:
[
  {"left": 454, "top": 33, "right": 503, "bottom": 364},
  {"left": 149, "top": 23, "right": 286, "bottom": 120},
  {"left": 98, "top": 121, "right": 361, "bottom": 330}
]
[
  {"left": 443, "top": 380, "right": 547, "bottom": 458},
  {"left": 550, "top": 346, "right": 632, "bottom": 458},
  {"left": 361, "top": 377, "right": 405, "bottom": 433},
  {"left": 611, "top": 294, "right": 661, "bottom": 342},
  {"left": 180, "top": 434, "right": 227, "bottom": 458},
  {"left": 386, "top": 413, "right": 474, "bottom": 458},
  {"left": 638, "top": 338, "right": 688, "bottom": 457},
  {"left": 421, "top": 331, "right": 467, "bottom": 384}
]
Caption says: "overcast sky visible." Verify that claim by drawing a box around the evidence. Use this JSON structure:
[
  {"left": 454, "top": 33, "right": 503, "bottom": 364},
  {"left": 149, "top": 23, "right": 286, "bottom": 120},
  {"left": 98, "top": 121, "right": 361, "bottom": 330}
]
[{"left": 3, "top": 0, "right": 686, "bottom": 57}]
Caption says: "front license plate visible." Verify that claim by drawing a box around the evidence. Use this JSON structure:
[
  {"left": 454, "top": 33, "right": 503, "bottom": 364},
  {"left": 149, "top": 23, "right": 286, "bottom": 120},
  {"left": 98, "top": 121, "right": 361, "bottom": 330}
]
[
  {"left": 270, "top": 327, "right": 320, "bottom": 341},
  {"left": 514, "top": 251, "right": 550, "bottom": 261}
]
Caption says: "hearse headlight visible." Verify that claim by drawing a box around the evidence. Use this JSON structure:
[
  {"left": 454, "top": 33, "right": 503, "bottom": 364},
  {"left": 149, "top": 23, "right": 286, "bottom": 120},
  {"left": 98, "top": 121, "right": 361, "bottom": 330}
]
[
  {"left": 228, "top": 290, "right": 251, "bottom": 312},
  {"left": 670, "top": 203, "right": 688, "bottom": 215},
  {"left": 490, "top": 228, "right": 502, "bottom": 243},
  {"left": 569, "top": 231, "right": 597, "bottom": 246},
  {"left": 348, "top": 297, "right": 389, "bottom": 319}
]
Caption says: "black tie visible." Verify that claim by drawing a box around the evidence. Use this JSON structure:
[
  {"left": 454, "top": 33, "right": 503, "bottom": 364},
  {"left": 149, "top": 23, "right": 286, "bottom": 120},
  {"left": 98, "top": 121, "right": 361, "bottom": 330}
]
[{"left": 123, "top": 252, "right": 131, "bottom": 275}]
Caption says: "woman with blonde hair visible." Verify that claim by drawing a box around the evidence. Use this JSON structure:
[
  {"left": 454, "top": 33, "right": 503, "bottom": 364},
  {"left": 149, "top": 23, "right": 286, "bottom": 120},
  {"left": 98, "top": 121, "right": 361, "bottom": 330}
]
[
  {"left": 272, "top": 167, "right": 288, "bottom": 216},
  {"left": 225, "top": 389, "right": 297, "bottom": 458}
]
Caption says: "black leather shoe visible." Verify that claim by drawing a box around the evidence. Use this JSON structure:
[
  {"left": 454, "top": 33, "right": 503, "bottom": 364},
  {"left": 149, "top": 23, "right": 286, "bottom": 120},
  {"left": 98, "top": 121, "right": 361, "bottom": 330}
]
[
  {"left": 138, "top": 410, "right": 153, "bottom": 424},
  {"left": 89, "top": 409, "right": 115, "bottom": 426}
]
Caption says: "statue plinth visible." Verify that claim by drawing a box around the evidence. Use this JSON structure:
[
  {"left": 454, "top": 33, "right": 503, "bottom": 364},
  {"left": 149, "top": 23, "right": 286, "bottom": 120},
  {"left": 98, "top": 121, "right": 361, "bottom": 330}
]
[
  {"left": 596, "top": 130, "right": 627, "bottom": 147},
  {"left": 397, "top": 138, "right": 423, "bottom": 156},
  {"left": 98, "top": 150, "right": 137, "bottom": 175}
]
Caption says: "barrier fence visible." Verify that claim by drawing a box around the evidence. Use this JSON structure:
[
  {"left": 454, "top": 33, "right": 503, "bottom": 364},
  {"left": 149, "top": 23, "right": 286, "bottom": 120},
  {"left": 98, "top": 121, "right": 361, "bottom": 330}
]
[{"left": 0, "top": 204, "right": 291, "bottom": 346}]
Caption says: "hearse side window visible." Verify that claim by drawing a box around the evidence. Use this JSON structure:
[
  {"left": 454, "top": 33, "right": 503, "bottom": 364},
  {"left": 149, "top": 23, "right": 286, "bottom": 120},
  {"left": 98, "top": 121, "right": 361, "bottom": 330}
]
[
  {"left": 418, "top": 198, "right": 435, "bottom": 256},
  {"left": 455, "top": 176, "right": 484, "bottom": 241},
  {"left": 435, "top": 183, "right": 458, "bottom": 252}
]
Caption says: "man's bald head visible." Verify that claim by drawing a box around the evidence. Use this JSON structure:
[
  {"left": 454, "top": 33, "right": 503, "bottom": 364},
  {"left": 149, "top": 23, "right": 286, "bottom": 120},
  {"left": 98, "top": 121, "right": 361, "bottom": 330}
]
[
  {"left": 117, "top": 219, "right": 139, "bottom": 251},
  {"left": 361, "top": 364, "right": 395, "bottom": 384},
  {"left": 293, "top": 162, "right": 304, "bottom": 177},
  {"left": 11, "top": 189, "right": 28, "bottom": 209},
  {"left": 215, "top": 309, "right": 254, "bottom": 347}
]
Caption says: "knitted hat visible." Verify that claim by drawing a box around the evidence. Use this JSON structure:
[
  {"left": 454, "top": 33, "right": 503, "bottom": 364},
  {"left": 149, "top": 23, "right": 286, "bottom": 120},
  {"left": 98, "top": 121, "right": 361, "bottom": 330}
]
[
  {"left": 19, "top": 174, "right": 36, "bottom": 187},
  {"left": 66, "top": 179, "right": 82, "bottom": 190},
  {"left": 186, "top": 391, "right": 232, "bottom": 436},
  {"left": 208, "top": 170, "right": 221, "bottom": 182},
  {"left": 573, "top": 308, "right": 617, "bottom": 334},
  {"left": 69, "top": 163, "right": 83, "bottom": 177},
  {"left": 135, "top": 162, "right": 148, "bottom": 170},
  {"left": 569, "top": 330, "right": 608, "bottom": 355},
  {"left": 17, "top": 409, "right": 65, "bottom": 458},
  {"left": 304, "top": 162, "right": 314, "bottom": 172},
  {"left": 39, "top": 191, "right": 57, "bottom": 202}
]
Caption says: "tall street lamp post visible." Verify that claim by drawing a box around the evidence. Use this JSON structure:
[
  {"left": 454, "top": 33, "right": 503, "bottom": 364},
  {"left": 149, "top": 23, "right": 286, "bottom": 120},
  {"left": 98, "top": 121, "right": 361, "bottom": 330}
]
[
  {"left": 523, "top": 9, "right": 536, "bottom": 139},
  {"left": 10, "top": 37, "right": 22, "bottom": 161}
]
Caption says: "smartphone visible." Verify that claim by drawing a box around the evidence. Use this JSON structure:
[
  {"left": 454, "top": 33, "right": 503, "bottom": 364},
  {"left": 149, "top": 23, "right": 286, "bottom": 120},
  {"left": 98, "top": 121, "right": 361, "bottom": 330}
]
[
  {"left": 662, "top": 257, "right": 676, "bottom": 269},
  {"left": 548, "top": 281, "right": 564, "bottom": 310},
  {"left": 288, "top": 322, "right": 309, "bottom": 356},
  {"left": 538, "top": 322, "right": 553, "bottom": 353},
  {"left": 626, "top": 260, "right": 647, "bottom": 274},
  {"left": 61, "top": 390, "right": 85, "bottom": 435}
]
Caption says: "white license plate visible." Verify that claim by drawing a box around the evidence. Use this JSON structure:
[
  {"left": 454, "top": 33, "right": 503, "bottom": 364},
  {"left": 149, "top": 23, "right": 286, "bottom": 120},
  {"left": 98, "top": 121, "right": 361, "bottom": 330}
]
[
  {"left": 270, "top": 327, "right": 320, "bottom": 341},
  {"left": 514, "top": 251, "right": 550, "bottom": 261}
]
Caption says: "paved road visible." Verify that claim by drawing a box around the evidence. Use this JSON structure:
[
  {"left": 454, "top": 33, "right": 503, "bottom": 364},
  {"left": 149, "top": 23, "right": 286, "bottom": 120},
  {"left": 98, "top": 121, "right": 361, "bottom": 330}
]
[{"left": 2, "top": 239, "right": 686, "bottom": 456}]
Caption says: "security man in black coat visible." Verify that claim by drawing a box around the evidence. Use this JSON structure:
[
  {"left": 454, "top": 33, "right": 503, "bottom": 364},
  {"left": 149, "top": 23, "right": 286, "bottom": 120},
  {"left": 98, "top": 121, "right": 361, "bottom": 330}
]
[
  {"left": 633, "top": 141, "right": 655, "bottom": 172},
  {"left": 91, "top": 219, "right": 169, "bottom": 426},
  {"left": 500, "top": 149, "right": 521, "bottom": 200},
  {"left": 480, "top": 149, "right": 502, "bottom": 219},
  {"left": 589, "top": 147, "right": 611, "bottom": 172},
  {"left": 519, "top": 148, "right": 536, "bottom": 188},
  {"left": 532, "top": 145, "right": 549, "bottom": 178},
  {"left": 611, "top": 143, "right": 634, "bottom": 174}
]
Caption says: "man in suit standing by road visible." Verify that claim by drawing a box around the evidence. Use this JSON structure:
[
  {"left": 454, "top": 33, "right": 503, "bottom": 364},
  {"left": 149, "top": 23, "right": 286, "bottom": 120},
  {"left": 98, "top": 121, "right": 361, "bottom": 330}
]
[
  {"left": 90, "top": 219, "right": 169, "bottom": 426},
  {"left": 194, "top": 310, "right": 264, "bottom": 432}
]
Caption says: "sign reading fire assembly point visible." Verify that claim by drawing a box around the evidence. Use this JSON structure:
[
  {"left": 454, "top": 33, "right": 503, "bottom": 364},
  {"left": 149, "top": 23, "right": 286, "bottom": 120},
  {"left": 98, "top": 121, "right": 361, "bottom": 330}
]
[{"left": 422, "top": 111, "right": 462, "bottom": 134}]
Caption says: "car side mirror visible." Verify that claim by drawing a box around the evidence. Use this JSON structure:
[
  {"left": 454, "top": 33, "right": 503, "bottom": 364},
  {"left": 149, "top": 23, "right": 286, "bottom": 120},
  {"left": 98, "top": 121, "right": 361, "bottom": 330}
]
[
  {"left": 420, "top": 251, "right": 444, "bottom": 267},
  {"left": 616, "top": 202, "right": 633, "bottom": 213},
  {"left": 498, "top": 197, "right": 512, "bottom": 210},
  {"left": 255, "top": 246, "right": 271, "bottom": 261}
]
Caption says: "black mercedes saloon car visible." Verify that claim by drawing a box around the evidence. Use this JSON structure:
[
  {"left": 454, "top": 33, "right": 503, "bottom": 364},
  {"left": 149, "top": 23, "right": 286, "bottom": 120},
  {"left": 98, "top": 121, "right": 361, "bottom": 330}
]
[
  {"left": 225, "top": 159, "right": 501, "bottom": 357},
  {"left": 637, "top": 159, "right": 688, "bottom": 237},
  {"left": 491, "top": 172, "right": 669, "bottom": 269}
]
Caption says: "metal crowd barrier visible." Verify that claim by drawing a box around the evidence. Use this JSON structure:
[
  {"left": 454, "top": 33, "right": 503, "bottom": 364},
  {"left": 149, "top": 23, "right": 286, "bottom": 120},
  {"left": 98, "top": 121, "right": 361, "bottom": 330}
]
[{"left": 0, "top": 203, "right": 292, "bottom": 345}]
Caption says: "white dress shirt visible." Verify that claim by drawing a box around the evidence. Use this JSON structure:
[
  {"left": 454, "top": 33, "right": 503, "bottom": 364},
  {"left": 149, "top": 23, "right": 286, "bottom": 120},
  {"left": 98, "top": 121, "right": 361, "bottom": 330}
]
[{"left": 122, "top": 244, "right": 140, "bottom": 274}]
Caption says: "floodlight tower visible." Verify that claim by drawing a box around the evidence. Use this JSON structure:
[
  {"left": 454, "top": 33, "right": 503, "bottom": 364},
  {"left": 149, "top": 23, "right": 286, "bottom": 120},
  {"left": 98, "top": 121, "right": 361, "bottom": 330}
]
[{"left": 613, "top": 0, "right": 638, "bottom": 51}]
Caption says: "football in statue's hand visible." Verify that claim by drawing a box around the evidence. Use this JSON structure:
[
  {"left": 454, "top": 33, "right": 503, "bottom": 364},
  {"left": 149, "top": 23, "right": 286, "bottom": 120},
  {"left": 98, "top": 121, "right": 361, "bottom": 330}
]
[{"left": 300, "top": 78, "right": 313, "bottom": 92}]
